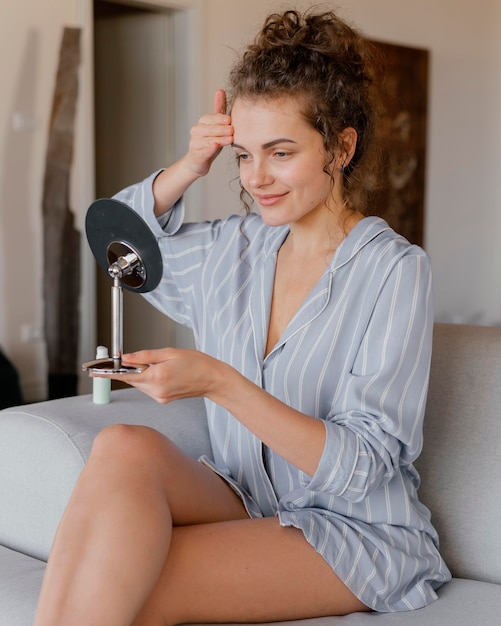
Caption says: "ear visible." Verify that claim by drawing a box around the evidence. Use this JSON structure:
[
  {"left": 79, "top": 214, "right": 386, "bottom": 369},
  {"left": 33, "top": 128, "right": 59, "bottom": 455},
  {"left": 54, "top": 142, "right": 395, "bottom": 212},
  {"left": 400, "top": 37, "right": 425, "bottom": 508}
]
[{"left": 337, "top": 127, "right": 358, "bottom": 171}]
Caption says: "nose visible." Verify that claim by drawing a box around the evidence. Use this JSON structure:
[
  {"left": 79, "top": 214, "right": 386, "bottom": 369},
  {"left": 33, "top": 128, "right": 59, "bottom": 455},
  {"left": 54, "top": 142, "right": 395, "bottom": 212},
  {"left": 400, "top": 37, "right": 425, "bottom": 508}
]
[{"left": 247, "top": 158, "right": 273, "bottom": 189}]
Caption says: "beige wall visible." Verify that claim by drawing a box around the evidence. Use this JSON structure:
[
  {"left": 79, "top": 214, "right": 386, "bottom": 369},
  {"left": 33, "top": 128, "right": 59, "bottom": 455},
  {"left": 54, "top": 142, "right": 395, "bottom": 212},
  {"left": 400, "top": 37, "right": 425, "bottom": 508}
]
[
  {"left": 1, "top": 0, "right": 500, "bottom": 400},
  {"left": 0, "top": 0, "right": 85, "bottom": 401}
]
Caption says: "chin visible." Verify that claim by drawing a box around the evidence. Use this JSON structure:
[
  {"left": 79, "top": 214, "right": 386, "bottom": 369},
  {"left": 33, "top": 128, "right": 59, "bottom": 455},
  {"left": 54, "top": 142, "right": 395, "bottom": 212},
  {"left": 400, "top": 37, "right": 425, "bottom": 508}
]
[
  {"left": 258, "top": 209, "right": 291, "bottom": 228},
  {"left": 261, "top": 217, "right": 290, "bottom": 228}
]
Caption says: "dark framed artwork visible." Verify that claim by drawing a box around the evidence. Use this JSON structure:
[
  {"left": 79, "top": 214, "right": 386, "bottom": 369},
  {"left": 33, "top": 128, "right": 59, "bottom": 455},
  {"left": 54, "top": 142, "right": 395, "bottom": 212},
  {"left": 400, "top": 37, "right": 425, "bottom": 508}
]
[{"left": 369, "top": 41, "right": 429, "bottom": 247}]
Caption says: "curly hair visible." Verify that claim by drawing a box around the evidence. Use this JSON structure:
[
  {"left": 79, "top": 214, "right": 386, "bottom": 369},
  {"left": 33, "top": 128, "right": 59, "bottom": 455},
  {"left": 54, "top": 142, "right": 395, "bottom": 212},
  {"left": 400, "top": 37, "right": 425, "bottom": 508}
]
[{"left": 227, "top": 8, "right": 382, "bottom": 213}]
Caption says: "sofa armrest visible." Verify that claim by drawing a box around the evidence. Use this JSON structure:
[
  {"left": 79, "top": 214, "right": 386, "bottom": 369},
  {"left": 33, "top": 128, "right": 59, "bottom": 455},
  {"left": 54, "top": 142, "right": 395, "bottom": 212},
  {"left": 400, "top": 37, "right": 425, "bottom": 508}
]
[{"left": 0, "top": 388, "right": 210, "bottom": 562}]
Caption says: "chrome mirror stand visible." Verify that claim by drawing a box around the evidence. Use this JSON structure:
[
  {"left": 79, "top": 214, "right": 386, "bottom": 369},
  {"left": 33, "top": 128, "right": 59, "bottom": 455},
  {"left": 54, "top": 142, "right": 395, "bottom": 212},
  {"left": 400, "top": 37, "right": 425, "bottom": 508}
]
[{"left": 82, "top": 198, "right": 162, "bottom": 376}]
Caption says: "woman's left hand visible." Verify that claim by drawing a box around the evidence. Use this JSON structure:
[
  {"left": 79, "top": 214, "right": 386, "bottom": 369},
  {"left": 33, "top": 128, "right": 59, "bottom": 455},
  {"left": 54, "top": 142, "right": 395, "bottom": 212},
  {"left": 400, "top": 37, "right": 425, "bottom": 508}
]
[
  {"left": 93, "top": 348, "right": 221, "bottom": 405},
  {"left": 92, "top": 346, "right": 326, "bottom": 477}
]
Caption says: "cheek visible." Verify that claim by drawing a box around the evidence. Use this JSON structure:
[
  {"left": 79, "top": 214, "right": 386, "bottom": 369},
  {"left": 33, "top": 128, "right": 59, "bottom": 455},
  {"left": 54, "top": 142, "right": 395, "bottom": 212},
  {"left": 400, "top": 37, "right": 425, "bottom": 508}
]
[{"left": 294, "top": 168, "right": 325, "bottom": 195}]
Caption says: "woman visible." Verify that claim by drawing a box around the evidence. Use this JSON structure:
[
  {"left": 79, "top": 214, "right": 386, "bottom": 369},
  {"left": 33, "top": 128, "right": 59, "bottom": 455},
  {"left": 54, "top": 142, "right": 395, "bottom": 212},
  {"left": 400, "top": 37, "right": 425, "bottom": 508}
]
[{"left": 34, "top": 9, "right": 450, "bottom": 625}]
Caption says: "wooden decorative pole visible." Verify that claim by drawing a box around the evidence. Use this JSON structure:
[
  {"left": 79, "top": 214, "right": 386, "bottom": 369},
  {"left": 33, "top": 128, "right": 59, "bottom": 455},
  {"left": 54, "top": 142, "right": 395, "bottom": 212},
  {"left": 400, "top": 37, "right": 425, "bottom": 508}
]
[{"left": 42, "top": 27, "right": 82, "bottom": 399}]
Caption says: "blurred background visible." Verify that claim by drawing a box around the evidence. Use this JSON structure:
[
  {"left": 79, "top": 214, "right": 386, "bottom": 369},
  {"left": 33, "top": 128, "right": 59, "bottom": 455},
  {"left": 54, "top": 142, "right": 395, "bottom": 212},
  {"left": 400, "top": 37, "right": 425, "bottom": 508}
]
[{"left": 1, "top": 0, "right": 500, "bottom": 403}]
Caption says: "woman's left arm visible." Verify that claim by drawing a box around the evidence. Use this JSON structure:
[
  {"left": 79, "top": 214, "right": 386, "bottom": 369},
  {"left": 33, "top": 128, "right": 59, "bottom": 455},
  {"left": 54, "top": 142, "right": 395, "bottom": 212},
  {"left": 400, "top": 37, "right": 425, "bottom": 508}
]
[{"left": 104, "top": 347, "right": 327, "bottom": 478}]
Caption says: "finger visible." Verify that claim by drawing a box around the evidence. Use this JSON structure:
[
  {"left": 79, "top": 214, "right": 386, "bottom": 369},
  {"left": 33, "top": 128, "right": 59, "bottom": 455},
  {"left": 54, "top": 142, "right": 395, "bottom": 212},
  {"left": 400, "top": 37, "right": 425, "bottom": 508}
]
[
  {"left": 121, "top": 350, "right": 149, "bottom": 364},
  {"left": 123, "top": 347, "right": 174, "bottom": 365},
  {"left": 191, "top": 122, "right": 232, "bottom": 140},
  {"left": 213, "top": 89, "right": 227, "bottom": 115}
]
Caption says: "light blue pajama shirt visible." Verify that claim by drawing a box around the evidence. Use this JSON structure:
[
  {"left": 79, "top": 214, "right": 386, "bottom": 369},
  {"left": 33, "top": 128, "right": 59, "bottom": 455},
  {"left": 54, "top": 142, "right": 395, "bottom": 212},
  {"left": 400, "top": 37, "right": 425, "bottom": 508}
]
[{"left": 114, "top": 171, "right": 451, "bottom": 612}]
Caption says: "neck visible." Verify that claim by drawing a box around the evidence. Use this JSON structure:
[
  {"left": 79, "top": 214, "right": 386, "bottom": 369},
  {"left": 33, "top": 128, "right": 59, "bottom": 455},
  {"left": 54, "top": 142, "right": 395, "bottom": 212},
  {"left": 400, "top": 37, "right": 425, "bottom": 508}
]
[{"left": 286, "top": 209, "right": 362, "bottom": 258}]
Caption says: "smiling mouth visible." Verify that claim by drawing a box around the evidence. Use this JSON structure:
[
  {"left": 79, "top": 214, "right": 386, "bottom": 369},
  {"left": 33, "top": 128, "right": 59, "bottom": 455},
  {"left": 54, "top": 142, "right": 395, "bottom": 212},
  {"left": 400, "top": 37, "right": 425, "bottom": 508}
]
[{"left": 254, "top": 192, "right": 288, "bottom": 206}]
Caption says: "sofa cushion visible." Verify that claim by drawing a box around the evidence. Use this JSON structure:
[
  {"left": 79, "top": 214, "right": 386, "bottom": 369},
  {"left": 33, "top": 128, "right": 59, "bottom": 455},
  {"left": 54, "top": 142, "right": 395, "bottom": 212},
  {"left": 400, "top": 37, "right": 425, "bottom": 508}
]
[
  {"left": 0, "top": 389, "right": 210, "bottom": 561},
  {"left": 0, "top": 545, "right": 44, "bottom": 626},
  {"left": 415, "top": 323, "right": 501, "bottom": 584}
]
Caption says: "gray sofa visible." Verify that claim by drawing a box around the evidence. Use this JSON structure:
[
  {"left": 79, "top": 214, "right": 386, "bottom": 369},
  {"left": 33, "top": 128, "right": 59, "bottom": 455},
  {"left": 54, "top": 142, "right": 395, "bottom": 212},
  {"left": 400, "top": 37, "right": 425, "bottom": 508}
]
[{"left": 1, "top": 323, "right": 501, "bottom": 625}]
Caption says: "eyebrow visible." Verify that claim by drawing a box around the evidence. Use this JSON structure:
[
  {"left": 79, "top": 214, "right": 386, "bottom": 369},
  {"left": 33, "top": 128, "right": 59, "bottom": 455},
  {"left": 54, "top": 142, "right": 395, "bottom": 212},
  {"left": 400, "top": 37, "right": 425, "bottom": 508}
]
[{"left": 232, "top": 138, "right": 297, "bottom": 151}]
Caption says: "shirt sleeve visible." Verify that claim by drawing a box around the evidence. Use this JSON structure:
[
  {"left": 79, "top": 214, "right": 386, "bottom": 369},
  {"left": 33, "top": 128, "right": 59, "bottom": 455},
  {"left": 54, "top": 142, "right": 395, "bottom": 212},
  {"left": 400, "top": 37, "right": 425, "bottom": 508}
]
[
  {"left": 112, "top": 169, "right": 185, "bottom": 237},
  {"left": 110, "top": 170, "right": 245, "bottom": 332},
  {"left": 302, "top": 251, "right": 433, "bottom": 502}
]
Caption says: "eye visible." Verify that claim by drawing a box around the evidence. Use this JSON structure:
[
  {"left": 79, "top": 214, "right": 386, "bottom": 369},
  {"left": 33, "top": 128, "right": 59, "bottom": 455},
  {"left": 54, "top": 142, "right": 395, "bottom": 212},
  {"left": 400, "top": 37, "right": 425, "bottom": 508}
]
[
  {"left": 273, "top": 150, "right": 290, "bottom": 159},
  {"left": 235, "top": 152, "right": 250, "bottom": 163}
]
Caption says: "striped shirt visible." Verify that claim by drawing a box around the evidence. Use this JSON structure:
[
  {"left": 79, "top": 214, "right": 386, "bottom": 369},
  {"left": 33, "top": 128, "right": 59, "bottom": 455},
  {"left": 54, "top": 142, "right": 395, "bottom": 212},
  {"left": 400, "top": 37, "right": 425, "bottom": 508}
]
[{"left": 114, "top": 171, "right": 451, "bottom": 612}]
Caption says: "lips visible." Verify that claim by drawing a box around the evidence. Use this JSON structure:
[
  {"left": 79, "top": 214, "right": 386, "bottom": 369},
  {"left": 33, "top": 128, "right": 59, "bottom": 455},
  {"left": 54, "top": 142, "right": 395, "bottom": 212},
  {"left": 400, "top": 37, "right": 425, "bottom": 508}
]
[{"left": 254, "top": 192, "right": 288, "bottom": 207}]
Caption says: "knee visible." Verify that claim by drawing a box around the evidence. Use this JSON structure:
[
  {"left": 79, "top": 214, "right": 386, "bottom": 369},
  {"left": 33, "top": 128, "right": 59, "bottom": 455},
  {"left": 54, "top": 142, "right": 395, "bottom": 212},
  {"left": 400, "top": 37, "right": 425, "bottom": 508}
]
[{"left": 90, "top": 424, "right": 168, "bottom": 466}]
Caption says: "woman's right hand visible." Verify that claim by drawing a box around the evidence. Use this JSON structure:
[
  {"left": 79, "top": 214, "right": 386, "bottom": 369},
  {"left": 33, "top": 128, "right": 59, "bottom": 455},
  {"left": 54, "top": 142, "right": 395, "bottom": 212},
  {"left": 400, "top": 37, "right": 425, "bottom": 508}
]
[
  {"left": 152, "top": 90, "right": 233, "bottom": 215},
  {"left": 185, "top": 89, "right": 234, "bottom": 178}
]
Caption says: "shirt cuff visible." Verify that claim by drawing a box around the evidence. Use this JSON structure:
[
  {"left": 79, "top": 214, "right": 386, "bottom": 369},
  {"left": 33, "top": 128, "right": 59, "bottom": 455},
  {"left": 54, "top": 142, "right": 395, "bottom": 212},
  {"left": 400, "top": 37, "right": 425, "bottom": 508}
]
[
  {"left": 299, "top": 420, "right": 358, "bottom": 496},
  {"left": 156, "top": 197, "right": 185, "bottom": 235}
]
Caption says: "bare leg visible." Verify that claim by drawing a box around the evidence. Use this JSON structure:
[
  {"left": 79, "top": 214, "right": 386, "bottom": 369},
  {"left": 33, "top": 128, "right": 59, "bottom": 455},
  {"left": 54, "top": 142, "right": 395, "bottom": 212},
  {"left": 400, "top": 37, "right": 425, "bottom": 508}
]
[
  {"left": 33, "top": 424, "right": 248, "bottom": 626},
  {"left": 134, "top": 517, "right": 369, "bottom": 625}
]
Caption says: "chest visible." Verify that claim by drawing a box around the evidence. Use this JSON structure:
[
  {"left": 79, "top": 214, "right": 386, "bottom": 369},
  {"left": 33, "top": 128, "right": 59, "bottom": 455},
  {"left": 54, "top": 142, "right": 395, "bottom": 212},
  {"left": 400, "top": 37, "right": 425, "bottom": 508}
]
[
  {"left": 195, "top": 225, "right": 385, "bottom": 385},
  {"left": 265, "top": 250, "right": 330, "bottom": 357}
]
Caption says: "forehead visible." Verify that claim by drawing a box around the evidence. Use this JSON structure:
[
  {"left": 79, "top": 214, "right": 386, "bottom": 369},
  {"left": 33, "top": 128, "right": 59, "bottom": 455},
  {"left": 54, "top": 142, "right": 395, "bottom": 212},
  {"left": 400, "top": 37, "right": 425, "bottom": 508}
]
[
  {"left": 231, "top": 94, "right": 304, "bottom": 115},
  {"left": 231, "top": 96, "right": 312, "bottom": 141}
]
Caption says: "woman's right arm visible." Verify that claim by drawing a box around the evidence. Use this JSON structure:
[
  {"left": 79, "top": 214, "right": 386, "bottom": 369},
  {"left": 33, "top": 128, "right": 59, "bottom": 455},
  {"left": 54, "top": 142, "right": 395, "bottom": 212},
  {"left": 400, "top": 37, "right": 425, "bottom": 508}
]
[{"left": 152, "top": 89, "right": 233, "bottom": 216}]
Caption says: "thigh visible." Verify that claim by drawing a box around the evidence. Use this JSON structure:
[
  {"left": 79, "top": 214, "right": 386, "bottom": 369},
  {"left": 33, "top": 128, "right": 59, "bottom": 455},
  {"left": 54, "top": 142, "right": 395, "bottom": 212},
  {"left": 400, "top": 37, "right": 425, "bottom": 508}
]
[
  {"left": 88, "top": 424, "right": 249, "bottom": 526},
  {"left": 154, "top": 435, "right": 249, "bottom": 526},
  {"left": 134, "top": 517, "right": 369, "bottom": 625}
]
